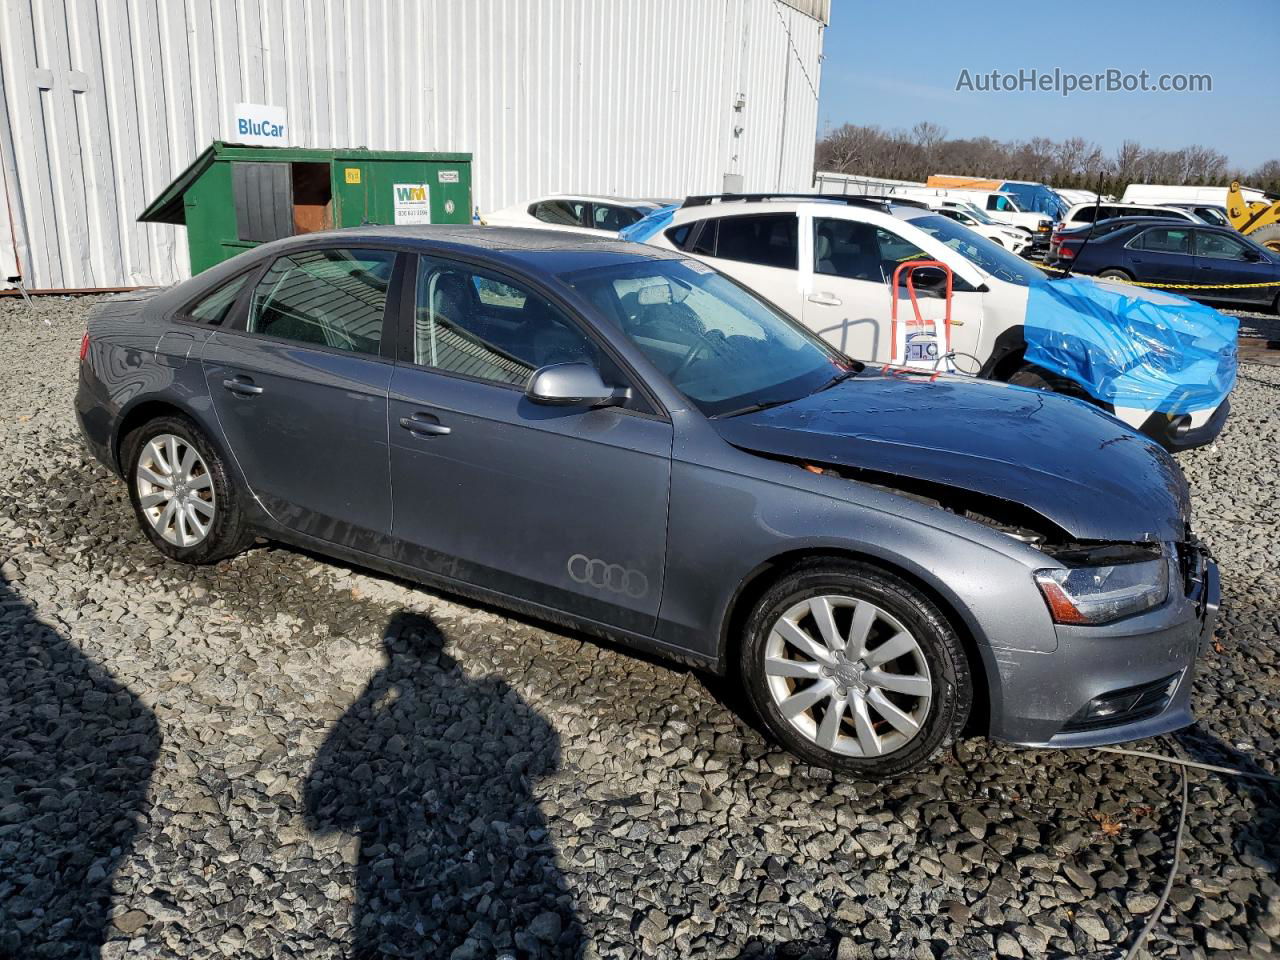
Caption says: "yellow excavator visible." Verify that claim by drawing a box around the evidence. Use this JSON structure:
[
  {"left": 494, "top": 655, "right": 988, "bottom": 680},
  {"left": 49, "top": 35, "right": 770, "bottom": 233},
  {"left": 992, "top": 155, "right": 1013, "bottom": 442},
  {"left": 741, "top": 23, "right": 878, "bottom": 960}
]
[{"left": 1226, "top": 180, "right": 1280, "bottom": 252}]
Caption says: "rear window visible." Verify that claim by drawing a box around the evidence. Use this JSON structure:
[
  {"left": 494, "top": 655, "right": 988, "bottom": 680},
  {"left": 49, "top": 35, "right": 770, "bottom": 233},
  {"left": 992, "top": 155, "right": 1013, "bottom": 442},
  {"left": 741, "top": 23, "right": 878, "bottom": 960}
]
[
  {"left": 665, "top": 223, "right": 694, "bottom": 249},
  {"left": 529, "top": 200, "right": 586, "bottom": 227}
]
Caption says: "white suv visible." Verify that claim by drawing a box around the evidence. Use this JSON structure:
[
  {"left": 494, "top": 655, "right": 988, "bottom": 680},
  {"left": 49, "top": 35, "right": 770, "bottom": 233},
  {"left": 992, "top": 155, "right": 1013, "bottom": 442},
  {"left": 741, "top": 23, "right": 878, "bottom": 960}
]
[
  {"left": 641, "top": 195, "right": 1232, "bottom": 450},
  {"left": 1060, "top": 201, "right": 1202, "bottom": 230}
]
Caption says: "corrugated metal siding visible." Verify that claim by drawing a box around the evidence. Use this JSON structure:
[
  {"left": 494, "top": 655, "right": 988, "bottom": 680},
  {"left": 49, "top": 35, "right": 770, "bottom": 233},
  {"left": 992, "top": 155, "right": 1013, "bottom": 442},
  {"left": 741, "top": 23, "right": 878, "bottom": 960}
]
[{"left": 0, "top": 0, "right": 824, "bottom": 290}]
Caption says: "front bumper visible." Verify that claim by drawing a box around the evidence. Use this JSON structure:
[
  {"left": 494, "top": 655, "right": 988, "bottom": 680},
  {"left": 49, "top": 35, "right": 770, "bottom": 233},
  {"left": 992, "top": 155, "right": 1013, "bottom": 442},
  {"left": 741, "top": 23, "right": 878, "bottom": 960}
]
[
  {"left": 986, "top": 555, "right": 1219, "bottom": 748},
  {"left": 1138, "top": 399, "right": 1231, "bottom": 452}
]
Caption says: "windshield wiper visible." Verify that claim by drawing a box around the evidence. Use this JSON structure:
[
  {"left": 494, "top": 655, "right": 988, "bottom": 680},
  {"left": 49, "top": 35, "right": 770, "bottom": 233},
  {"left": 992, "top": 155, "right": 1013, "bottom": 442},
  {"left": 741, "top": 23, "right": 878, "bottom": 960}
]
[
  {"left": 814, "top": 368, "right": 858, "bottom": 393},
  {"left": 711, "top": 397, "right": 797, "bottom": 419}
]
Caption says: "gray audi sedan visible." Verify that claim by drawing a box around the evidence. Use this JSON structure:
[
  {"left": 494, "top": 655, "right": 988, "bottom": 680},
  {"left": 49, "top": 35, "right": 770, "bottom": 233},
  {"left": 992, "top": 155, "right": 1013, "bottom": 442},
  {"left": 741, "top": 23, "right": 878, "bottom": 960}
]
[{"left": 76, "top": 226, "right": 1219, "bottom": 778}]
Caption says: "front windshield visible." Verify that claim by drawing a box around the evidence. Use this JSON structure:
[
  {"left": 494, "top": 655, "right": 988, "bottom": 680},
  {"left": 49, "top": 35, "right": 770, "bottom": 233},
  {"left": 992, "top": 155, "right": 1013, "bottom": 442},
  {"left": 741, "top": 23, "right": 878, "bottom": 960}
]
[
  {"left": 909, "top": 214, "right": 1046, "bottom": 287},
  {"left": 957, "top": 203, "right": 999, "bottom": 225},
  {"left": 1198, "top": 207, "right": 1230, "bottom": 226},
  {"left": 561, "top": 259, "right": 850, "bottom": 417}
]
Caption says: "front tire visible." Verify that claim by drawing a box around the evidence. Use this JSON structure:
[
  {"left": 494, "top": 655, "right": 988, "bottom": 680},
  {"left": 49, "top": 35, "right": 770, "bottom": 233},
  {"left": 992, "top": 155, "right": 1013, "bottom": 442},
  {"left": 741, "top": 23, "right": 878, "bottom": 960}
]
[
  {"left": 1007, "top": 362, "right": 1093, "bottom": 402},
  {"left": 122, "top": 414, "right": 253, "bottom": 564},
  {"left": 740, "top": 560, "right": 972, "bottom": 778}
]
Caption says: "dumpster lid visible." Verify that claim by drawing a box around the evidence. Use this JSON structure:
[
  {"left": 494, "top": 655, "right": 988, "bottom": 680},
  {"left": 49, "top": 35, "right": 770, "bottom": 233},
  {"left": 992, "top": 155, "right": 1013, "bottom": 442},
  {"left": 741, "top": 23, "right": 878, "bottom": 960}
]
[
  {"left": 139, "top": 143, "right": 220, "bottom": 225},
  {"left": 139, "top": 141, "right": 474, "bottom": 225}
]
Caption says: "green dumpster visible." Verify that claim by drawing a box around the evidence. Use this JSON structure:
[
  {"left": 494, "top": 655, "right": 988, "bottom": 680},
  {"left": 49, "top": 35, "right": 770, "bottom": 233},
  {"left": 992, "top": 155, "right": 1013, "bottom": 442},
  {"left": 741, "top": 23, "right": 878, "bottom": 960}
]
[{"left": 139, "top": 141, "right": 473, "bottom": 275}]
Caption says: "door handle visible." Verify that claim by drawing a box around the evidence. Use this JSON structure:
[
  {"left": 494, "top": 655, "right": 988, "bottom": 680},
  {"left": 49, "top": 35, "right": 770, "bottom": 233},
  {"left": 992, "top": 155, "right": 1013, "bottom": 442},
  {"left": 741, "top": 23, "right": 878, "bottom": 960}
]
[
  {"left": 807, "top": 292, "right": 842, "bottom": 306},
  {"left": 399, "top": 413, "right": 452, "bottom": 437},
  {"left": 222, "top": 376, "right": 263, "bottom": 396}
]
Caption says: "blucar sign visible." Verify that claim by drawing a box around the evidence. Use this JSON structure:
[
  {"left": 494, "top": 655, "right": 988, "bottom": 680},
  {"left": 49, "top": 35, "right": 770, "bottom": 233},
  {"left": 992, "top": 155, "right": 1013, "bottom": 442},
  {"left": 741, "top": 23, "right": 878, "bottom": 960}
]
[{"left": 232, "top": 103, "right": 288, "bottom": 146}]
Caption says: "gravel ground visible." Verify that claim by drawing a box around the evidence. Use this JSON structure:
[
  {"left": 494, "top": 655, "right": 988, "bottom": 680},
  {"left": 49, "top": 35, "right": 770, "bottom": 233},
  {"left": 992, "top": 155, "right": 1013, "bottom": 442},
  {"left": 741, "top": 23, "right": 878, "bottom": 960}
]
[{"left": 1, "top": 295, "right": 1277, "bottom": 960}]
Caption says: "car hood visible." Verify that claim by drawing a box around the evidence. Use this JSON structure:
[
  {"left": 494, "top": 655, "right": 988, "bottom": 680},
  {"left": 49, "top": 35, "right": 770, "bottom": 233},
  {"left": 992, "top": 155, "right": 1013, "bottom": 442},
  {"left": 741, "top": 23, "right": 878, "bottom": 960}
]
[{"left": 712, "top": 372, "right": 1190, "bottom": 542}]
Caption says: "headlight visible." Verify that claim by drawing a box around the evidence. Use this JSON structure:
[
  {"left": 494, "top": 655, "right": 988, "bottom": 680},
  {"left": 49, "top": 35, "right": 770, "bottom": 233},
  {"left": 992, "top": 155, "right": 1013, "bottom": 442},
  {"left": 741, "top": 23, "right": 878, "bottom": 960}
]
[{"left": 1034, "top": 555, "right": 1169, "bottom": 625}]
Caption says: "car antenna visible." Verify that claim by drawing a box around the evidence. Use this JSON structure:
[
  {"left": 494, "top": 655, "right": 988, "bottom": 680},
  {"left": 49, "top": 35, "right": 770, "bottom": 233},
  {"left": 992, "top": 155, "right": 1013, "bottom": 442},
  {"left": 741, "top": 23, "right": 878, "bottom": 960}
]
[{"left": 1059, "top": 174, "right": 1105, "bottom": 280}]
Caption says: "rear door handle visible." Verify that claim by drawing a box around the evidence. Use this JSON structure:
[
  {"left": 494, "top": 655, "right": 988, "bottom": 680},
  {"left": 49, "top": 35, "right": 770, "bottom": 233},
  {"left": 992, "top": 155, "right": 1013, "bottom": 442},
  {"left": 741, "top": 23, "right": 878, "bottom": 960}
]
[
  {"left": 222, "top": 376, "right": 263, "bottom": 396},
  {"left": 807, "top": 292, "right": 842, "bottom": 306},
  {"left": 399, "top": 413, "right": 452, "bottom": 437}
]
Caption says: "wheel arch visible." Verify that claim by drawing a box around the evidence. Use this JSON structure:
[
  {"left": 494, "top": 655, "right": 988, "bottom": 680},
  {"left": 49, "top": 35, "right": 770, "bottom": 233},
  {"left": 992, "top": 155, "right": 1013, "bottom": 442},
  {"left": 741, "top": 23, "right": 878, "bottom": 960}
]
[
  {"left": 112, "top": 397, "right": 220, "bottom": 476},
  {"left": 716, "top": 547, "right": 993, "bottom": 736}
]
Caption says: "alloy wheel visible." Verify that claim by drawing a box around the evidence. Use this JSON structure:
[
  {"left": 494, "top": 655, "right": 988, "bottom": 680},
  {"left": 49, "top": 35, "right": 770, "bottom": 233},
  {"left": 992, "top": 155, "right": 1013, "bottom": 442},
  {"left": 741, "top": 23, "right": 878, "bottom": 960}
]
[
  {"left": 135, "top": 433, "right": 216, "bottom": 548},
  {"left": 763, "top": 595, "right": 932, "bottom": 758}
]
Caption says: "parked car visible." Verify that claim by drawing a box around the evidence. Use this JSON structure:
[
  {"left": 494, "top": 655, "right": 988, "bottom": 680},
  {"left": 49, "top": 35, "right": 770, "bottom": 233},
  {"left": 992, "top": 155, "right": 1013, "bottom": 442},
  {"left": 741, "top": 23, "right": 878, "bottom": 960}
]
[
  {"left": 1060, "top": 201, "right": 1203, "bottom": 230},
  {"left": 483, "top": 194, "right": 663, "bottom": 236},
  {"left": 1051, "top": 218, "right": 1280, "bottom": 312},
  {"left": 76, "top": 226, "right": 1219, "bottom": 778},
  {"left": 1046, "top": 216, "right": 1174, "bottom": 264},
  {"left": 928, "top": 204, "right": 1030, "bottom": 254},
  {"left": 1165, "top": 203, "right": 1231, "bottom": 227},
  {"left": 643, "top": 196, "right": 1234, "bottom": 449}
]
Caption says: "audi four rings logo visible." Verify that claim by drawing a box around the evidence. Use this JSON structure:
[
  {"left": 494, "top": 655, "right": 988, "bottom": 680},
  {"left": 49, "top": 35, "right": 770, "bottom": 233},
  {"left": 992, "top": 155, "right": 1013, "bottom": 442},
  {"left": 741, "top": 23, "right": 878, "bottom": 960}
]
[{"left": 566, "top": 554, "right": 649, "bottom": 598}]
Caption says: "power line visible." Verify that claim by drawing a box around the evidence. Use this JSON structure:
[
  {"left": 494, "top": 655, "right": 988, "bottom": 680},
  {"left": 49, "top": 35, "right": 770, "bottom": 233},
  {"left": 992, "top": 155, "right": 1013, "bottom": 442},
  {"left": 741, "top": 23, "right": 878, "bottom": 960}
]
[{"left": 770, "top": 0, "right": 820, "bottom": 102}]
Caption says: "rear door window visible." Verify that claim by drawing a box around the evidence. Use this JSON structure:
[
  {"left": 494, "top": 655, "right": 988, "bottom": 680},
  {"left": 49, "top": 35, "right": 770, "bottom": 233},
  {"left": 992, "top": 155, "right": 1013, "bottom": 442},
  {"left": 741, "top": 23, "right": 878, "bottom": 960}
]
[
  {"left": 246, "top": 248, "right": 396, "bottom": 355},
  {"left": 709, "top": 213, "right": 799, "bottom": 269},
  {"left": 1133, "top": 228, "right": 1193, "bottom": 255}
]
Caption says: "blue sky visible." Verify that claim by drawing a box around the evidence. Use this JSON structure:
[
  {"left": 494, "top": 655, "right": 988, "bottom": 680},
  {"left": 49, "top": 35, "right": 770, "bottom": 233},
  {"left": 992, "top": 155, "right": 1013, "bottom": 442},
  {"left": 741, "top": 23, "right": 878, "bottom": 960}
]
[{"left": 818, "top": 0, "right": 1279, "bottom": 170}]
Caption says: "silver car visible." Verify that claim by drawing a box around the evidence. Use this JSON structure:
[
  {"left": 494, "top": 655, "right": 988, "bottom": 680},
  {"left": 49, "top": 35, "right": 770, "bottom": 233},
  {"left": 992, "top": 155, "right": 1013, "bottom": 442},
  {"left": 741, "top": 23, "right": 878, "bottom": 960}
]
[{"left": 75, "top": 227, "right": 1220, "bottom": 778}]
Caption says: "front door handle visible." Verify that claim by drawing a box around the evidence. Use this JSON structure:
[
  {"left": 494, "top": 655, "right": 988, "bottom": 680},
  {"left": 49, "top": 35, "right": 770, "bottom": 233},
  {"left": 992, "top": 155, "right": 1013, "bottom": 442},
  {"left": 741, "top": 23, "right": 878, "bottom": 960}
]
[
  {"left": 399, "top": 413, "right": 452, "bottom": 437},
  {"left": 222, "top": 376, "right": 263, "bottom": 397},
  {"left": 807, "top": 292, "right": 842, "bottom": 306}
]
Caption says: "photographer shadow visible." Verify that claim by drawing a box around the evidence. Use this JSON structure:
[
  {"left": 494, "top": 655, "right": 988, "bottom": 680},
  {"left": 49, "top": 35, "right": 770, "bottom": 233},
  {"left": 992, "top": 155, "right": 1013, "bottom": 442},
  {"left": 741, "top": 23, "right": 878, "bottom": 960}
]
[
  {"left": 0, "top": 574, "right": 159, "bottom": 957},
  {"left": 304, "top": 611, "right": 581, "bottom": 959}
]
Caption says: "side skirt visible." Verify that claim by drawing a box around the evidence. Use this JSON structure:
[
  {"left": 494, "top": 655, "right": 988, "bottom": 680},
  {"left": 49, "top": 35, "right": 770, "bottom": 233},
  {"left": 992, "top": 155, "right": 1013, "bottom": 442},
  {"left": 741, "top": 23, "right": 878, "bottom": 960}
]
[{"left": 255, "top": 520, "right": 720, "bottom": 674}]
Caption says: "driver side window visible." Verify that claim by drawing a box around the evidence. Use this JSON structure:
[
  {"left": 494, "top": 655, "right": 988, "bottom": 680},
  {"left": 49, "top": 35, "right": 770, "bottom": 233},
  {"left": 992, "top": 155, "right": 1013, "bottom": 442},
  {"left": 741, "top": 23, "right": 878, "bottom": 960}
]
[
  {"left": 410, "top": 258, "right": 599, "bottom": 387},
  {"left": 1195, "top": 231, "right": 1252, "bottom": 261},
  {"left": 813, "top": 219, "right": 928, "bottom": 283}
]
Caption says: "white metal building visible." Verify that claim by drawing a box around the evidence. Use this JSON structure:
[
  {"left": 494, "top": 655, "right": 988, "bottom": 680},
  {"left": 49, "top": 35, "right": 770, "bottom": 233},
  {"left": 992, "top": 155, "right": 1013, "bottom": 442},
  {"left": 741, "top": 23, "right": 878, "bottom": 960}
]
[{"left": 0, "top": 0, "right": 828, "bottom": 291}]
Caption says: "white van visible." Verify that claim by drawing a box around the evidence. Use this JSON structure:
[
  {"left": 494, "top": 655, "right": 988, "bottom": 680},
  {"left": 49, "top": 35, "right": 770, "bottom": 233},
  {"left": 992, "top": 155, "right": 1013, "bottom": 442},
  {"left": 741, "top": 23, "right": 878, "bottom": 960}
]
[{"left": 1122, "top": 183, "right": 1269, "bottom": 207}]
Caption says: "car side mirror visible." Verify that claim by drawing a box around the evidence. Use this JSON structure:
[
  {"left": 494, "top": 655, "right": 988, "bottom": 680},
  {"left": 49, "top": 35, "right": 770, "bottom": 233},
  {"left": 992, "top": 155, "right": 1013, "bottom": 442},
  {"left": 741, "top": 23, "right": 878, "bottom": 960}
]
[
  {"left": 1242, "top": 249, "right": 1263, "bottom": 262},
  {"left": 908, "top": 266, "right": 948, "bottom": 289},
  {"left": 525, "top": 362, "right": 631, "bottom": 407}
]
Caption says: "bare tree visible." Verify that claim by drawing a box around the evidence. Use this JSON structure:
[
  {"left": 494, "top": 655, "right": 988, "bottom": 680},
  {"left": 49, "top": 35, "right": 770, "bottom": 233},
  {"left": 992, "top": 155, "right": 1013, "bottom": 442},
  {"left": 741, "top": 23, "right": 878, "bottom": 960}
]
[{"left": 813, "top": 125, "right": 1277, "bottom": 194}]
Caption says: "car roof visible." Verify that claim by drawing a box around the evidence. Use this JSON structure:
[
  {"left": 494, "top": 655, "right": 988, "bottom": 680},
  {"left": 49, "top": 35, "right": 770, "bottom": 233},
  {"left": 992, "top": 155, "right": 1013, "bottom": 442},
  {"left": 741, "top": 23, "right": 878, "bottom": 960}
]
[
  {"left": 255, "top": 224, "right": 684, "bottom": 273},
  {"left": 1058, "top": 216, "right": 1202, "bottom": 236},
  {"left": 670, "top": 196, "right": 931, "bottom": 222},
  {"left": 542, "top": 193, "right": 662, "bottom": 209}
]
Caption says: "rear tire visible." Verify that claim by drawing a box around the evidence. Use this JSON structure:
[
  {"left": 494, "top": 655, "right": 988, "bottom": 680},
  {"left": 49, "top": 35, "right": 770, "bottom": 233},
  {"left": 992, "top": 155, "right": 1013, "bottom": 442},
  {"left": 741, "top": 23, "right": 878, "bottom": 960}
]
[
  {"left": 1249, "top": 223, "right": 1280, "bottom": 255},
  {"left": 740, "top": 560, "right": 972, "bottom": 779},
  {"left": 122, "top": 414, "right": 253, "bottom": 564},
  {"left": 1097, "top": 268, "right": 1132, "bottom": 282}
]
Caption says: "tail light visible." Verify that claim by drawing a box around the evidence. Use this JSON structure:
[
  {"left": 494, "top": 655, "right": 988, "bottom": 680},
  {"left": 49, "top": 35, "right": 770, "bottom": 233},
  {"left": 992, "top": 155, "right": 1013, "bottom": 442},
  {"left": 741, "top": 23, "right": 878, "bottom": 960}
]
[
  {"left": 1058, "top": 244, "right": 1077, "bottom": 259},
  {"left": 79, "top": 330, "right": 90, "bottom": 362}
]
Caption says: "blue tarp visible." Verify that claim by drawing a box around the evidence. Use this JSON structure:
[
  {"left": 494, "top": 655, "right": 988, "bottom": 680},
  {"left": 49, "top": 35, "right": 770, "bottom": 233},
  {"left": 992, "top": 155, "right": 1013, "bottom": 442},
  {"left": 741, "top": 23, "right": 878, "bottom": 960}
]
[
  {"left": 1025, "top": 276, "right": 1238, "bottom": 414},
  {"left": 619, "top": 204, "right": 678, "bottom": 243},
  {"left": 999, "top": 181, "right": 1068, "bottom": 219}
]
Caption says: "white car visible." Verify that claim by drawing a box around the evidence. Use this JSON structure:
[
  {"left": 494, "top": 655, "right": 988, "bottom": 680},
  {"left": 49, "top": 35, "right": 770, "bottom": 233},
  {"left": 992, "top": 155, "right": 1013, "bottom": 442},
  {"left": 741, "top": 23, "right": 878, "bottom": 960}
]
[
  {"left": 930, "top": 203, "right": 1031, "bottom": 254},
  {"left": 483, "top": 194, "right": 664, "bottom": 237},
  {"left": 1060, "top": 201, "right": 1202, "bottom": 230},
  {"left": 642, "top": 195, "right": 1232, "bottom": 449}
]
